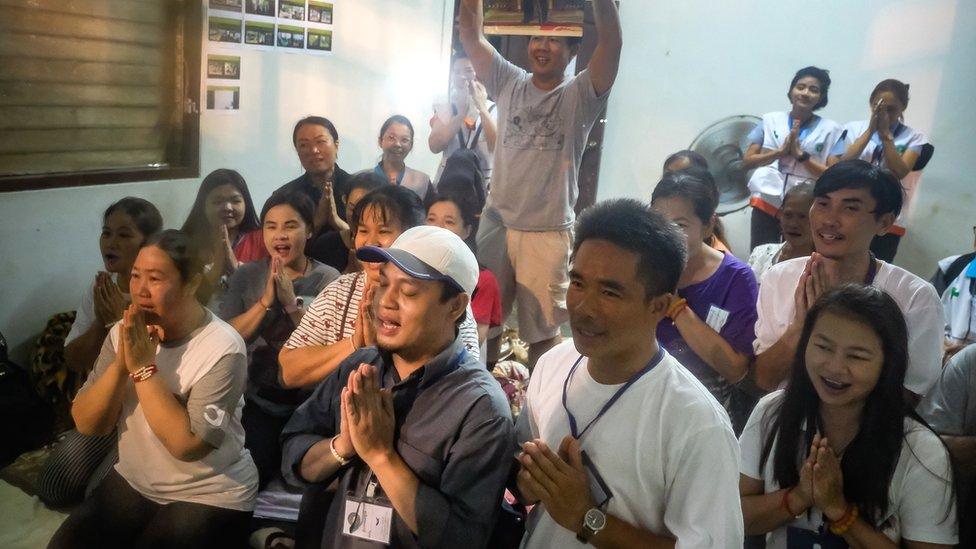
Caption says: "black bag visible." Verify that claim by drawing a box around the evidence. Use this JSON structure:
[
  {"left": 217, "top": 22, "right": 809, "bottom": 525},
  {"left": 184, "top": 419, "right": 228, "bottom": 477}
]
[{"left": 0, "top": 330, "right": 55, "bottom": 466}]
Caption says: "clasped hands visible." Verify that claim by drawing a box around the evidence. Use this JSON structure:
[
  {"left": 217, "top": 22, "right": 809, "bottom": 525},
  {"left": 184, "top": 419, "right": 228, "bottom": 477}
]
[
  {"left": 517, "top": 436, "right": 595, "bottom": 533},
  {"left": 331, "top": 363, "right": 395, "bottom": 465},
  {"left": 790, "top": 433, "right": 849, "bottom": 522},
  {"left": 116, "top": 304, "right": 162, "bottom": 375}
]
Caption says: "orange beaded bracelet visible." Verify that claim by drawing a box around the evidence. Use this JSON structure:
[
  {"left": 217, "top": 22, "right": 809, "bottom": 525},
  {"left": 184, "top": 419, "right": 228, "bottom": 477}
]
[
  {"left": 828, "top": 504, "right": 859, "bottom": 535},
  {"left": 666, "top": 298, "right": 688, "bottom": 320}
]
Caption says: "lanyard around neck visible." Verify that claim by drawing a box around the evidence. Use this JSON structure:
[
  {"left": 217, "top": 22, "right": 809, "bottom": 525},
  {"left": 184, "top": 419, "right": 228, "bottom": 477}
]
[{"left": 561, "top": 347, "right": 664, "bottom": 441}]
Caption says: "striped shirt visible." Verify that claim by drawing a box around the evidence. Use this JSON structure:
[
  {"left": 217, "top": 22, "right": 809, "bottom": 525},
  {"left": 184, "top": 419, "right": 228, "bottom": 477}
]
[{"left": 284, "top": 272, "right": 482, "bottom": 361}]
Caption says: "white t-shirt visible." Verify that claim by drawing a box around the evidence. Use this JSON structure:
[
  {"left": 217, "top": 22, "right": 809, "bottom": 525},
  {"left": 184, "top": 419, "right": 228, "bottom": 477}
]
[
  {"left": 739, "top": 391, "right": 957, "bottom": 547},
  {"left": 65, "top": 273, "right": 130, "bottom": 346},
  {"left": 753, "top": 257, "right": 943, "bottom": 396},
  {"left": 520, "top": 340, "right": 743, "bottom": 548},
  {"left": 80, "top": 311, "right": 258, "bottom": 511}
]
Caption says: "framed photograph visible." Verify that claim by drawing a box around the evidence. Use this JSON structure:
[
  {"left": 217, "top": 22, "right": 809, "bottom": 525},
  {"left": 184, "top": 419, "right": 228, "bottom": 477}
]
[
  {"left": 209, "top": 0, "right": 243, "bottom": 12},
  {"left": 483, "top": 0, "right": 584, "bottom": 36}
]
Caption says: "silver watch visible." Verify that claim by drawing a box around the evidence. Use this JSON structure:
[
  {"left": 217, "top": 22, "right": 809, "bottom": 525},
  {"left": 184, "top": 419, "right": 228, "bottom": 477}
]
[{"left": 576, "top": 507, "right": 607, "bottom": 543}]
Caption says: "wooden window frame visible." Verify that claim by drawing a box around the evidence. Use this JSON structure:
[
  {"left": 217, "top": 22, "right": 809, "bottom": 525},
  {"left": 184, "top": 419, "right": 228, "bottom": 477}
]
[{"left": 0, "top": 1, "right": 202, "bottom": 193}]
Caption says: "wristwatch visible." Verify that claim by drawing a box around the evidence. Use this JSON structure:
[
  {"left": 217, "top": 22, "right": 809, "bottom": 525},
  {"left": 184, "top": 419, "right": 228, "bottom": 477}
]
[
  {"left": 576, "top": 508, "right": 607, "bottom": 543},
  {"left": 796, "top": 151, "right": 811, "bottom": 163}
]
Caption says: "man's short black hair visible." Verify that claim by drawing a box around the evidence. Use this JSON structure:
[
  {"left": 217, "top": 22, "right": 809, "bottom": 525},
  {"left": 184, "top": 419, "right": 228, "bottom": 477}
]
[
  {"left": 814, "top": 159, "right": 904, "bottom": 219},
  {"left": 292, "top": 116, "right": 338, "bottom": 145},
  {"left": 573, "top": 199, "right": 687, "bottom": 299}
]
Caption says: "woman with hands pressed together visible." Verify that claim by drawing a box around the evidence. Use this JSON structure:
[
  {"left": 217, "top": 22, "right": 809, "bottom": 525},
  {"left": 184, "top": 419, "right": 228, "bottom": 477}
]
[
  {"left": 38, "top": 197, "right": 163, "bottom": 507},
  {"left": 739, "top": 285, "right": 956, "bottom": 548},
  {"left": 181, "top": 169, "right": 265, "bottom": 306},
  {"left": 219, "top": 191, "right": 339, "bottom": 487},
  {"left": 743, "top": 66, "right": 844, "bottom": 248},
  {"left": 49, "top": 230, "right": 257, "bottom": 548},
  {"left": 829, "top": 79, "right": 928, "bottom": 261}
]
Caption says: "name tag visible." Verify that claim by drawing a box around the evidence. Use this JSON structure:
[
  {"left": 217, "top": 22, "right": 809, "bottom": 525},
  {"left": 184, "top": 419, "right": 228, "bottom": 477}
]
[
  {"left": 343, "top": 497, "right": 393, "bottom": 544},
  {"left": 705, "top": 305, "right": 730, "bottom": 332}
]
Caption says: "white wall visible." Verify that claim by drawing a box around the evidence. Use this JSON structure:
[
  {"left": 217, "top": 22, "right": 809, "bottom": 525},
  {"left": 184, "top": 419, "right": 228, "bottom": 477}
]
[
  {"left": 599, "top": 0, "right": 976, "bottom": 274},
  {"left": 0, "top": 0, "right": 453, "bottom": 362}
]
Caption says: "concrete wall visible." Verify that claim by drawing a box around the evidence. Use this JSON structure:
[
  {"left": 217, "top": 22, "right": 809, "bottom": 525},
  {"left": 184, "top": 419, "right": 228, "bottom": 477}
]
[
  {"left": 0, "top": 0, "right": 453, "bottom": 362},
  {"left": 599, "top": 0, "right": 976, "bottom": 274}
]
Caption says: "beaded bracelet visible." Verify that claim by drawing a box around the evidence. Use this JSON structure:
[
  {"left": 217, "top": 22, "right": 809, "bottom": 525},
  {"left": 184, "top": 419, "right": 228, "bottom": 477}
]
[
  {"left": 828, "top": 504, "right": 859, "bottom": 535},
  {"left": 130, "top": 363, "right": 158, "bottom": 383},
  {"left": 330, "top": 435, "right": 351, "bottom": 466},
  {"left": 781, "top": 487, "right": 801, "bottom": 518},
  {"left": 666, "top": 298, "right": 688, "bottom": 320}
]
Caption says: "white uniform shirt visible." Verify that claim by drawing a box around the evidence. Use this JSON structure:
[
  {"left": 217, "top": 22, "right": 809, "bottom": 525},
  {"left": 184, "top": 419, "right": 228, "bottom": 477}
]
[
  {"left": 520, "top": 340, "right": 743, "bottom": 548},
  {"left": 753, "top": 257, "right": 943, "bottom": 396},
  {"left": 748, "top": 112, "right": 843, "bottom": 212},
  {"left": 838, "top": 120, "right": 928, "bottom": 231}
]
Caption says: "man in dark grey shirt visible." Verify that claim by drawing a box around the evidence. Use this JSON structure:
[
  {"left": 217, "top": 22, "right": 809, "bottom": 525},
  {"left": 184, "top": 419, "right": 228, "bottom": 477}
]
[{"left": 281, "top": 226, "right": 515, "bottom": 548}]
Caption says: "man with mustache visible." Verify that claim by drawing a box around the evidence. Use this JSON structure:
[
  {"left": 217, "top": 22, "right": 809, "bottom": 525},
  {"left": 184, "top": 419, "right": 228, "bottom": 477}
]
[
  {"left": 280, "top": 226, "right": 514, "bottom": 548},
  {"left": 516, "top": 199, "right": 743, "bottom": 547}
]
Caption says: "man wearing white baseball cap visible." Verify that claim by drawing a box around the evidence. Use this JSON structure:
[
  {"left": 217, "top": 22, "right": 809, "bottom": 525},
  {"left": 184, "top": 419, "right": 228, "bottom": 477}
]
[{"left": 281, "top": 226, "right": 515, "bottom": 548}]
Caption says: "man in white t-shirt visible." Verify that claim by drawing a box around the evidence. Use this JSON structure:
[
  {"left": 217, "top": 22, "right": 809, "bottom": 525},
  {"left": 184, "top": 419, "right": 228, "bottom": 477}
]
[
  {"left": 458, "top": 0, "right": 622, "bottom": 366},
  {"left": 516, "top": 199, "right": 743, "bottom": 547},
  {"left": 752, "top": 160, "right": 942, "bottom": 398}
]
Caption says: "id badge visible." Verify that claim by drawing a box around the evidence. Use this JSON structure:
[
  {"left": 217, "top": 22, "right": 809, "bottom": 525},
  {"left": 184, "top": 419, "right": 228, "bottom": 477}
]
[
  {"left": 342, "top": 479, "right": 393, "bottom": 544},
  {"left": 342, "top": 496, "right": 393, "bottom": 544}
]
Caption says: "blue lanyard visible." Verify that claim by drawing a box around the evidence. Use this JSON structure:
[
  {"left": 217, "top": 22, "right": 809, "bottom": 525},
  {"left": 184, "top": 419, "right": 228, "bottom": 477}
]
[{"left": 561, "top": 347, "right": 664, "bottom": 440}]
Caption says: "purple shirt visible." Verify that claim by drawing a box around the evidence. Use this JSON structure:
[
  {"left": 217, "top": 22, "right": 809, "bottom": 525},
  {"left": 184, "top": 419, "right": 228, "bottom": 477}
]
[{"left": 657, "top": 253, "right": 759, "bottom": 407}]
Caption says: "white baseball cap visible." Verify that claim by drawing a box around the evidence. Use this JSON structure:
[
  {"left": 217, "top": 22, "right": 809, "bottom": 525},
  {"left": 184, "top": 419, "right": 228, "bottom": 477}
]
[{"left": 356, "top": 226, "right": 479, "bottom": 295}]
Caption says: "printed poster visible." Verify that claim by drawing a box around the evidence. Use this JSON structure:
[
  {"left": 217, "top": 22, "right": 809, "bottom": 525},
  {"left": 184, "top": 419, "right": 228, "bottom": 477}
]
[
  {"left": 306, "top": 27, "right": 332, "bottom": 54},
  {"left": 208, "top": 16, "right": 243, "bottom": 44},
  {"left": 209, "top": 0, "right": 242, "bottom": 13},
  {"left": 308, "top": 1, "right": 333, "bottom": 25},
  {"left": 207, "top": 54, "right": 241, "bottom": 80},
  {"left": 278, "top": 0, "right": 306, "bottom": 21},
  {"left": 206, "top": 85, "right": 240, "bottom": 111},
  {"left": 277, "top": 23, "right": 305, "bottom": 49},
  {"left": 483, "top": 0, "right": 584, "bottom": 37},
  {"left": 244, "top": 19, "right": 275, "bottom": 47},
  {"left": 245, "top": 0, "right": 276, "bottom": 17}
]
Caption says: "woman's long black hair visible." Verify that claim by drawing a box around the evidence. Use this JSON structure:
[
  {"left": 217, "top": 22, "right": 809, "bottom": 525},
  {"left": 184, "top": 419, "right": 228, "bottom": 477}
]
[
  {"left": 180, "top": 169, "right": 261, "bottom": 251},
  {"left": 759, "top": 284, "right": 951, "bottom": 524}
]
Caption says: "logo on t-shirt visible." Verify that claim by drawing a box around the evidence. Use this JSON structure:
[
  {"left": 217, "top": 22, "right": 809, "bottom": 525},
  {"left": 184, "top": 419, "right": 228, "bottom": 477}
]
[
  {"left": 204, "top": 404, "right": 226, "bottom": 428},
  {"left": 504, "top": 104, "right": 565, "bottom": 150}
]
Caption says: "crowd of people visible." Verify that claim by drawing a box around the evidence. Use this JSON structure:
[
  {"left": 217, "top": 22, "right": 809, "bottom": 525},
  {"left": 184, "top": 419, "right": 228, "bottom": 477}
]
[{"left": 24, "top": 0, "right": 974, "bottom": 547}]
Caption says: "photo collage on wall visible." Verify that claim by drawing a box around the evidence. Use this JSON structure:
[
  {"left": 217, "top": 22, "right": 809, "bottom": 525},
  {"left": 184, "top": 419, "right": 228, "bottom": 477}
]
[
  {"left": 207, "top": 0, "right": 336, "bottom": 54},
  {"left": 204, "top": 0, "right": 337, "bottom": 111}
]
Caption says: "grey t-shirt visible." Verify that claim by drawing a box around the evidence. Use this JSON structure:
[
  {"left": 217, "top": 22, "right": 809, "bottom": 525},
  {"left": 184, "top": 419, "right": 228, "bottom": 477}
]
[
  {"left": 919, "top": 344, "right": 976, "bottom": 435},
  {"left": 219, "top": 258, "right": 340, "bottom": 416},
  {"left": 80, "top": 311, "right": 258, "bottom": 511},
  {"left": 485, "top": 50, "right": 609, "bottom": 231}
]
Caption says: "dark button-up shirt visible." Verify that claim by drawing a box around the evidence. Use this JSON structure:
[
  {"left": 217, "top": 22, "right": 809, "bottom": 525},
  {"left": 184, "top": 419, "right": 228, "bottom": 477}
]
[
  {"left": 275, "top": 165, "right": 351, "bottom": 224},
  {"left": 280, "top": 336, "right": 515, "bottom": 548}
]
